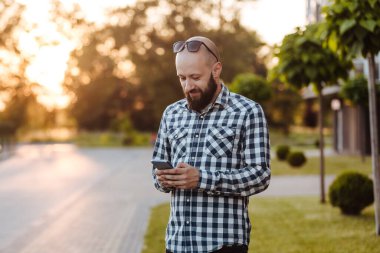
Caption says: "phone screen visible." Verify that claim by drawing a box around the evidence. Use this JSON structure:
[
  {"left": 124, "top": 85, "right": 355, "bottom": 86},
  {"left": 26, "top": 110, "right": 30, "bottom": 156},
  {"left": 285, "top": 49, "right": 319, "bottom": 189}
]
[{"left": 151, "top": 160, "right": 174, "bottom": 170}]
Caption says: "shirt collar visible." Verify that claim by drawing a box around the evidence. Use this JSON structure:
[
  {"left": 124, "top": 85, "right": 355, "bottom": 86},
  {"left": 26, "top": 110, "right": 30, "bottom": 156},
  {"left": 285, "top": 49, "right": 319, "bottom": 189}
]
[{"left": 214, "top": 83, "right": 229, "bottom": 109}]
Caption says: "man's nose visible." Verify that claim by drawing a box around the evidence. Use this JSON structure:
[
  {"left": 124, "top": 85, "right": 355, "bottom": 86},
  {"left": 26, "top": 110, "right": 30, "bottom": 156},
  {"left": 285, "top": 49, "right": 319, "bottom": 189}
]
[{"left": 184, "top": 79, "right": 195, "bottom": 92}]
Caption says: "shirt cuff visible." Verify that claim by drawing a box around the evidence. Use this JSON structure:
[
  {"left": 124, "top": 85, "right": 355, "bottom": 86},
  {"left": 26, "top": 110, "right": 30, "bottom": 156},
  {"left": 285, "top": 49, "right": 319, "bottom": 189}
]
[{"left": 198, "top": 169, "right": 218, "bottom": 193}]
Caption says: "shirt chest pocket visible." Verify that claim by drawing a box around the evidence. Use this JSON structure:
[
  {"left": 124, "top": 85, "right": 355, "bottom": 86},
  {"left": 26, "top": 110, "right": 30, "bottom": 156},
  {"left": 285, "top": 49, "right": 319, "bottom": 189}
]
[
  {"left": 205, "top": 127, "right": 235, "bottom": 158},
  {"left": 167, "top": 128, "right": 188, "bottom": 159}
]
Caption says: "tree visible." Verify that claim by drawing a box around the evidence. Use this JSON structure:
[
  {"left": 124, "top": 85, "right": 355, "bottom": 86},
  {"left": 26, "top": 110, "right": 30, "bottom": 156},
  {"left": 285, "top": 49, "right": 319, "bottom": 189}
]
[
  {"left": 64, "top": 30, "right": 138, "bottom": 130},
  {"left": 229, "top": 73, "right": 272, "bottom": 105},
  {"left": 273, "top": 24, "right": 350, "bottom": 203},
  {"left": 323, "top": 0, "right": 380, "bottom": 235},
  {"left": 63, "top": 0, "right": 266, "bottom": 131},
  {"left": 0, "top": 0, "right": 37, "bottom": 135}
]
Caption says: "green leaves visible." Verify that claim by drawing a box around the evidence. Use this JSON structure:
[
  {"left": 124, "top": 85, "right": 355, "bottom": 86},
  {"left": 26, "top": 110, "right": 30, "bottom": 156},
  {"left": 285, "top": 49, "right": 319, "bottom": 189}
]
[
  {"left": 340, "top": 75, "right": 370, "bottom": 106},
  {"left": 368, "top": 0, "right": 377, "bottom": 8},
  {"left": 272, "top": 23, "right": 350, "bottom": 90},
  {"left": 360, "top": 19, "right": 377, "bottom": 32},
  {"left": 324, "top": 0, "right": 380, "bottom": 57},
  {"left": 340, "top": 19, "right": 356, "bottom": 34},
  {"left": 229, "top": 73, "right": 272, "bottom": 104}
]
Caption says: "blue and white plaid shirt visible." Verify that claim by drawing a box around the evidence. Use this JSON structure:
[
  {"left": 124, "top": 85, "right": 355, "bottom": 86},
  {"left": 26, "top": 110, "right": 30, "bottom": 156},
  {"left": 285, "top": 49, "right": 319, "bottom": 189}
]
[{"left": 152, "top": 84, "right": 271, "bottom": 253}]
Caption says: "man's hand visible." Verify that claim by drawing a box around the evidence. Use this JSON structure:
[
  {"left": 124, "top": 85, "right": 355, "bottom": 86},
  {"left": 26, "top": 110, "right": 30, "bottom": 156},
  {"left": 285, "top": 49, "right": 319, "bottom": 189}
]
[{"left": 155, "top": 162, "right": 200, "bottom": 189}]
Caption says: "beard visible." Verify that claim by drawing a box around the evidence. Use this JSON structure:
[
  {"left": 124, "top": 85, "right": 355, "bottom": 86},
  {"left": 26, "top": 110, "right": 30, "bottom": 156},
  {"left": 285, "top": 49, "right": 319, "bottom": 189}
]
[{"left": 185, "top": 74, "right": 218, "bottom": 112}]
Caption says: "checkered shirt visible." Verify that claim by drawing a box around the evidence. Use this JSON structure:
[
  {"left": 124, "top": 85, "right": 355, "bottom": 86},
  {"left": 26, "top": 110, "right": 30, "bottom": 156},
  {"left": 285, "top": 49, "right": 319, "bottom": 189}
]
[{"left": 152, "top": 84, "right": 271, "bottom": 253}]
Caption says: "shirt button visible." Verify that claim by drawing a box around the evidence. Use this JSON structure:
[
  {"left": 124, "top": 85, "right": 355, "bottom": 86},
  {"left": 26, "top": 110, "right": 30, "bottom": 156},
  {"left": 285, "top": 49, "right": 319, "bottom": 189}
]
[
  {"left": 186, "top": 221, "right": 190, "bottom": 225},
  {"left": 195, "top": 134, "right": 199, "bottom": 138},
  {"left": 191, "top": 157, "right": 195, "bottom": 161},
  {"left": 200, "top": 116, "right": 204, "bottom": 119},
  {"left": 186, "top": 198, "right": 190, "bottom": 202}
]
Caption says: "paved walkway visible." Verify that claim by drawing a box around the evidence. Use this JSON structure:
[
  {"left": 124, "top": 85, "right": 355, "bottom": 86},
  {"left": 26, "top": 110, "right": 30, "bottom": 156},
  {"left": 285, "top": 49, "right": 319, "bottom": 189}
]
[{"left": 0, "top": 144, "right": 335, "bottom": 253}]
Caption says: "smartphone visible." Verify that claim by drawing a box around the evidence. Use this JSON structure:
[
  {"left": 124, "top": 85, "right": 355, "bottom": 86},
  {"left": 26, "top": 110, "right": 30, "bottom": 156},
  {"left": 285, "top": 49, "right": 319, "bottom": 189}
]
[{"left": 151, "top": 159, "right": 174, "bottom": 170}]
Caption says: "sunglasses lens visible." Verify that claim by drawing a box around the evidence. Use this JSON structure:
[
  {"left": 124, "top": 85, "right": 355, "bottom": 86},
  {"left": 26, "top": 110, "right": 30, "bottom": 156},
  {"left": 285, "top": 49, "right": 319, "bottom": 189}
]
[
  {"left": 173, "top": 41, "right": 185, "bottom": 53},
  {"left": 186, "top": 41, "right": 202, "bottom": 52}
]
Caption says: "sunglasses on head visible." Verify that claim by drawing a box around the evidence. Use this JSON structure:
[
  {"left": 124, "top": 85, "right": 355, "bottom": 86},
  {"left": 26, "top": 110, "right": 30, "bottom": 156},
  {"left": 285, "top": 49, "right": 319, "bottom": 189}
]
[{"left": 173, "top": 40, "right": 219, "bottom": 62}]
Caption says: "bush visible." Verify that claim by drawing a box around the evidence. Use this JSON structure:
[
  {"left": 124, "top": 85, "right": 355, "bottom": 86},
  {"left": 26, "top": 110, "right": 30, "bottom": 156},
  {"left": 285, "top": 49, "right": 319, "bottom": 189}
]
[
  {"left": 229, "top": 73, "right": 272, "bottom": 105},
  {"left": 329, "top": 171, "right": 374, "bottom": 215},
  {"left": 276, "top": 145, "right": 290, "bottom": 160},
  {"left": 287, "top": 151, "right": 306, "bottom": 167}
]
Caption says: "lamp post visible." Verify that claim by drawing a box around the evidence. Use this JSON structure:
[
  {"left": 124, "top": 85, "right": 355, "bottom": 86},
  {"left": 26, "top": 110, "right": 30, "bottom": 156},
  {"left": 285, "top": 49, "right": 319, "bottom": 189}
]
[{"left": 331, "top": 98, "right": 342, "bottom": 153}]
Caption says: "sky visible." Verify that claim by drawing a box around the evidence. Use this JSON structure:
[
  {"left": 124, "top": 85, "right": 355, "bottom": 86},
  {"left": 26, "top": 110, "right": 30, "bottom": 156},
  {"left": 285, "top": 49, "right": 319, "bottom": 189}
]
[
  {"left": 242, "top": 0, "right": 306, "bottom": 45},
  {"left": 16, "top": 0, "right": 307, "bottom": 109}
]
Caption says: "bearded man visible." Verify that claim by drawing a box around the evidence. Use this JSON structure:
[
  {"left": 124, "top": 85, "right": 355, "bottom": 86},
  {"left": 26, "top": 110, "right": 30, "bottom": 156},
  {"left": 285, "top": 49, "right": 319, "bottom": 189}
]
[{"left": 152, "top": 36, "right": 271, "bottom": 253}]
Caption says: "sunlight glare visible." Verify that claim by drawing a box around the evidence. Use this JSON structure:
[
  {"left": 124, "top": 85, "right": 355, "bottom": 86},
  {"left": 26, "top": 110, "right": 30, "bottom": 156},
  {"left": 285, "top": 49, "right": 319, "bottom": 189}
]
[
  {"left": 241, "top": 0, "right": 306, "bottom": 45},
  {"left": 25, "top": 45, "right": 71, "bottom": 93},
  {"left": 0, "top": 101, "right": 5, "bottom": 112}
]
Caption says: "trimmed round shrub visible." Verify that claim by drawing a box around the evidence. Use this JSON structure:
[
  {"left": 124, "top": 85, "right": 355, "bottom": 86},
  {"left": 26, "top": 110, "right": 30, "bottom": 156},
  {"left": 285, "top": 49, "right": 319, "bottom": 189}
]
[
  {"left": 286, "top": 151, "right": 306, "bottom": 167},
  {"left": 276, "top": 145, "right": 290, "bottom": 161},
  {"left": 329, "top": 172, "right": 374, "bottom": 215}
]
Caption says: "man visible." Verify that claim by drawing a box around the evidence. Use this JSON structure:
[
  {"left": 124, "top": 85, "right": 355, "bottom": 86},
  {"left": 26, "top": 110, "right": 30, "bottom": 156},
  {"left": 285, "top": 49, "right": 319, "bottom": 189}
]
[{"left": 152, "top": 36, "right": 270, "bottom": 253}]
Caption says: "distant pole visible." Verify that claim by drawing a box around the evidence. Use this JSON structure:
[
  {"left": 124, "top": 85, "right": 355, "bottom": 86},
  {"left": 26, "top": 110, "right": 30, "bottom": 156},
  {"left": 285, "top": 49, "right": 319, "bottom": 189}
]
[
  {"left": 318, "top": 86, "right": 326, "bottom": 203},
  {"left": 367, "top": 52, "right": 380, "bottom": 235}
]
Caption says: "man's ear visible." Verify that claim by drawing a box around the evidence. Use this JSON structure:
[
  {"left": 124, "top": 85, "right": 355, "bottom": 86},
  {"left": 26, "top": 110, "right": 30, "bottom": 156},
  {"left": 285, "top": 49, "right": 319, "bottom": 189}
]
[{"left": 212, "top": 62, "right": 222, "bottom": 79}]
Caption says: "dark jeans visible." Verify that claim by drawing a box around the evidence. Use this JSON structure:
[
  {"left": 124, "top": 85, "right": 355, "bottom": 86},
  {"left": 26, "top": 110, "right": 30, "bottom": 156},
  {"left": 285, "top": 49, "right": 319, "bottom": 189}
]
[{"left": 166, "top": 244, "right": 248, "bottom": 253}]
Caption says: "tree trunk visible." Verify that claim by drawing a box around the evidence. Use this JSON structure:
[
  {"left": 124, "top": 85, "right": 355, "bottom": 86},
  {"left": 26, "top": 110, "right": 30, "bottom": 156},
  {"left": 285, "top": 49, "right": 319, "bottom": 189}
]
[
  {"left": 367, "top": 53, "right": 380, "bottom": 236},
  {"left": 318, "top": 85, "right": 326, "bottom": 203},
  {"left": 359, "top": 105, "right": 366, "bottom": 163}
]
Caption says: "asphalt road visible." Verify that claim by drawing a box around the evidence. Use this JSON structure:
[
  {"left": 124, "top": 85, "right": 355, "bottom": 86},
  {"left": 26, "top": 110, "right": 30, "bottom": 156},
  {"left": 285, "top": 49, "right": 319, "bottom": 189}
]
[{"left": 0, "top": 144, "right": 168, "bottom": 253}]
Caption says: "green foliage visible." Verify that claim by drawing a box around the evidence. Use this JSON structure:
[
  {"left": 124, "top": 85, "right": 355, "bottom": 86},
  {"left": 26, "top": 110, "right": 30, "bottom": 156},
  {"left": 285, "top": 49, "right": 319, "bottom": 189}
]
[
  {"left": 229, "top": 73, "right": 271, "bottom": 104},
  {"left": 323, "top": 0, "right": 380, "bottom": 58},
  {"left": 276, "top": 145, "right": 290, "bottom": 161},
  {"left": 287, "top": 151, "right": 307, "bottom": 167},
  {"left": 340, "top": 75, "right": 380, "bottom": 106},
  {"left": 273, "top": 24, "right": 350, "bottom": 91},
  {"left": 329, "top": 171, "right": 374, "bottom": 215}
]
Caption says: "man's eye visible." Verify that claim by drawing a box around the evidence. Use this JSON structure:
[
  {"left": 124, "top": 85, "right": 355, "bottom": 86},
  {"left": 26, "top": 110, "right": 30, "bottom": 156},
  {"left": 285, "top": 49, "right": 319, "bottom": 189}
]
[
  {"left": 179, "top": 77, "right": 186, "bottom": 81},
  {"left": 193, "top": 77, "right": 200, "bottom": 81}
]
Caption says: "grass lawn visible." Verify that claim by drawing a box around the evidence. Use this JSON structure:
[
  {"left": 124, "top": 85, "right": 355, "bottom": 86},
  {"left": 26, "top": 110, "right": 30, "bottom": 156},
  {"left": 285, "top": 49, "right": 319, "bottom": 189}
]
[
  {"left": 269, "top": 127, "right": 332, "bottom": 149},
  {"left": 142, "top": 197, "right": 379, "bottom": 253},
  {"left": 73, "top": 131, "right": 152, "bottom": 147},
  {"left": 271, "top": 155, "right": 372, "bottom": 176}
]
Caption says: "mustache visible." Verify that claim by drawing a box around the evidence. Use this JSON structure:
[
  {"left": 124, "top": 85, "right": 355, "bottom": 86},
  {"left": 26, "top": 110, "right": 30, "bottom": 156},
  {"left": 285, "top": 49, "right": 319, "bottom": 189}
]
[{"left": 186, "top": 88, "right": 201, "bottom": 94}]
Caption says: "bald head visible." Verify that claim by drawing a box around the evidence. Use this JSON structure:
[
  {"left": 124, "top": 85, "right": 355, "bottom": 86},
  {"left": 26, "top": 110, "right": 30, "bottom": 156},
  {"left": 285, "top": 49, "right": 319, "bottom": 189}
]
[
  {"left": 174, "top": 36, "right": 220, "bottom": 68},
  {"left": 186, "top": 36, "right": 220, "bottom": 63},
  {"left": 175, "top": 36, "right": 222, "bottom": 80}
]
